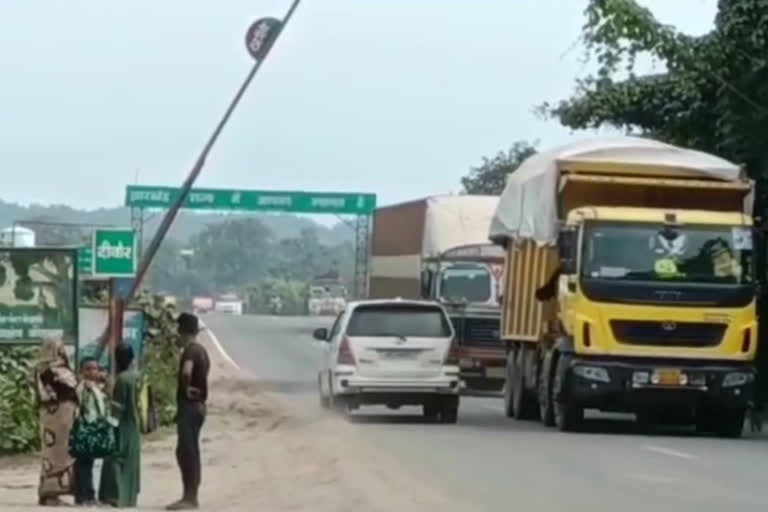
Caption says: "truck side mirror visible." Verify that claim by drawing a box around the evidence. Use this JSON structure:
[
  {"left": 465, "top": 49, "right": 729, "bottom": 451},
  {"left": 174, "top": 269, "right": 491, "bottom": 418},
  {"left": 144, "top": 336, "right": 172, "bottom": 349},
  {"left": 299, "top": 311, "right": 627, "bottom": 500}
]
[
  {"left": 420, "top": 270, "right": 433, "bottom": 298},
  {"left": 558, "top": 227, "right": 578, "bottom": 275}
]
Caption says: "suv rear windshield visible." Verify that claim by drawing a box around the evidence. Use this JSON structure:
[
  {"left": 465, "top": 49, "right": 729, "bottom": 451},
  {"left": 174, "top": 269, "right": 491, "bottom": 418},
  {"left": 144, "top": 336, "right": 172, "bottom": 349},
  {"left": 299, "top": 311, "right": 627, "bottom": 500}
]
[{"left": 346, "top": 304, "right": 452, "bottom": 338}]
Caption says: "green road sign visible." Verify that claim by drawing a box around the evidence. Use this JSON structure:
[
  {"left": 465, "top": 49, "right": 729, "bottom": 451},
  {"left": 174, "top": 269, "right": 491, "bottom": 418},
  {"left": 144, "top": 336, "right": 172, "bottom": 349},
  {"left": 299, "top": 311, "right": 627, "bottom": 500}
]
[
  {"left": 92, "top": 228, "right": 137, "bottom": 277},
  {"left": 124, "top": 185, "right": 377, "bottom": 214},
  {"left": 77, "top": 247, "right": 93, "bottom": 275}
]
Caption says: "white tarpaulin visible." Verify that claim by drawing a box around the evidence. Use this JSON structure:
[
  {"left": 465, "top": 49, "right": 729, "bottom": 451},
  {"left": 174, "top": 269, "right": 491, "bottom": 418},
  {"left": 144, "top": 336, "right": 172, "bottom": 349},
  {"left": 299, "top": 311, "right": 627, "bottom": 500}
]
[
  {"left": 422, "top": 195, "right": 499, "bottom": 257},
  {"left": 489, "top": 136, "right": 748, "bottom": 246}
]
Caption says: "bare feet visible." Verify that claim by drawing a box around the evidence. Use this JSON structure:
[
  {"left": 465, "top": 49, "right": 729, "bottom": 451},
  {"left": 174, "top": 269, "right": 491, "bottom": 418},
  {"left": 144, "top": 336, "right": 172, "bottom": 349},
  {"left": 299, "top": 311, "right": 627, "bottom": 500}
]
[{"left": 165, "top": 499, "right": 199, "bottom": 510}]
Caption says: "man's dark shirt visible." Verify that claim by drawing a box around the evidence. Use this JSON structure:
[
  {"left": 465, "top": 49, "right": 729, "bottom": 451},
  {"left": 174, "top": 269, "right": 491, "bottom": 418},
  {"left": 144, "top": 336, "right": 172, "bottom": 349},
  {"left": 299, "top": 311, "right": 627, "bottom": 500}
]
[{"left": 177, "top": 341, "right": 210, "bottom": 406}]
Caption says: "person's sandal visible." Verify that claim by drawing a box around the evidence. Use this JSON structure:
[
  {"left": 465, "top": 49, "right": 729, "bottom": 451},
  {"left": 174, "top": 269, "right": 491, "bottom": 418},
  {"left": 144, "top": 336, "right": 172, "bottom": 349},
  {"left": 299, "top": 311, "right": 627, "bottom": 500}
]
[{"left": 39, "top": 496, "right": 67, "bottom": 506}]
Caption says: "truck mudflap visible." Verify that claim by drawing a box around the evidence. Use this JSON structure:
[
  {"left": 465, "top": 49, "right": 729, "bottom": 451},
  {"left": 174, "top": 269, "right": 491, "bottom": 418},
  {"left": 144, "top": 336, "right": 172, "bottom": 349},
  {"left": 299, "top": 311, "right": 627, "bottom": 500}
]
[
  {"left": 561, "top": 356, "right": 755, "bottom": 412},
  {"left": 458, "top": 346, "right": 506, "bottom": 394}
]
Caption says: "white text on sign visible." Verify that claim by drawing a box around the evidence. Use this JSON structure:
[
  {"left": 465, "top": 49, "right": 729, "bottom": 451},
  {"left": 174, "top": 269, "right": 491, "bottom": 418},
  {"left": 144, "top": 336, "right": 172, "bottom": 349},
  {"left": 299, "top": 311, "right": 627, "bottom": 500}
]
[{"left": 97, "top": 241, "right": 133, "bottom": 259}]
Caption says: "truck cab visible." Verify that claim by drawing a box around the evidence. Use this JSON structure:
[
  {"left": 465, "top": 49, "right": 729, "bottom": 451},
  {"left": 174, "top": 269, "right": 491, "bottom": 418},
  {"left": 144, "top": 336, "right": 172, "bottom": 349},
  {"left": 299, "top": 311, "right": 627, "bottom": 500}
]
[
  {"left": 554, "top": 207, "right": 756, "bottom": 432},
  {"left": 421, "top": 243, "right": 506, "bottom": 393},
  {"left": 490, "top": 135, "right": 757, "bottom": 437}
]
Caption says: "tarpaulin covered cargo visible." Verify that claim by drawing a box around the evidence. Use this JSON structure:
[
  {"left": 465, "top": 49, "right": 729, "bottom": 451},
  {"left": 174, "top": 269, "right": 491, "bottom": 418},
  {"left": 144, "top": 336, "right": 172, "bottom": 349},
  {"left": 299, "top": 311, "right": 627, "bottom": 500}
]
[
  {"left": 489, "top": 136, "right": 750, "bottom": 246},
  {"left": 370, "top": 195, "right": 499, "bottom": 298}
]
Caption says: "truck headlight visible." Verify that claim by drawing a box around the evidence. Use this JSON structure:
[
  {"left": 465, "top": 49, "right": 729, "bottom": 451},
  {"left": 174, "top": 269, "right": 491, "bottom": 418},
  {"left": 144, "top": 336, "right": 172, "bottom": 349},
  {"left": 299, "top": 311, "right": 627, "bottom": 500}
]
[
  {"left": 722, "top": 371, "right": 753, "bottom": 388},
  {"left": 573, "top": 365, "right": 610, "bottom": 383}
]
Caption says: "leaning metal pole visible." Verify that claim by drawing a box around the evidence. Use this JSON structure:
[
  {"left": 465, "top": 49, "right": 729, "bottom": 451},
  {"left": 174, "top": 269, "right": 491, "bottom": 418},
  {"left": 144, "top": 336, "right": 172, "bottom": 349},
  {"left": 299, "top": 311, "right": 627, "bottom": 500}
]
[
  {"left": 96, "top": 0, "right": 302, "bottom": 357},
  {"left": 127, "top": 0, "right": 302, "bottom": 302}
]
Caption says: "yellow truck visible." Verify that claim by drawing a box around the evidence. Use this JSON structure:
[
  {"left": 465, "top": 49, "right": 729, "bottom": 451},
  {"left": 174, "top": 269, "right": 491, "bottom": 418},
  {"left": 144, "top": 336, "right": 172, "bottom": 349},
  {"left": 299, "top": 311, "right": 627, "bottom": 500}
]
[{"left": 489, "top": 136, "right": 756, "bottom": 437}]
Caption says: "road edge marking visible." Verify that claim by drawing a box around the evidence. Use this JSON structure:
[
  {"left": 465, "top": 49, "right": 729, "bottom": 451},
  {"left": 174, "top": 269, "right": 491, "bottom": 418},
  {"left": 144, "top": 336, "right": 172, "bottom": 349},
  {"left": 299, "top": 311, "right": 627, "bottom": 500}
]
[
  {"left": 200, "top": 319, "right": 241, "bottom": 370},
  {"left": 643, "top": 444, "right": 698, "bottom": 460}
]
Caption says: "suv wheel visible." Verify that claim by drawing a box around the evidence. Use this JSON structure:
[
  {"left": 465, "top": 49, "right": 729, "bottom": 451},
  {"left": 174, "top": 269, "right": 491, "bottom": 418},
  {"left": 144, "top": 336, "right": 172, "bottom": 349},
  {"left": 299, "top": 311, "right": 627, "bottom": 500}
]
[
  {"left": 440, "top": 396, "right": 459, "bottom": 424},
  {"left": 318, "top": 373, "right": 330, "bottom": 409}
]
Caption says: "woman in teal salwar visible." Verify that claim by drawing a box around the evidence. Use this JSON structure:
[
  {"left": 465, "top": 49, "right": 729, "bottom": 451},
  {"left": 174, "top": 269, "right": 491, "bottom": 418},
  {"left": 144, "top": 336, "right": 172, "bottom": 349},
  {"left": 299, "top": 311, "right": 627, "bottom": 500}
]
[{"left": 99, "top": 343, "right": 141, "bottom": 507}]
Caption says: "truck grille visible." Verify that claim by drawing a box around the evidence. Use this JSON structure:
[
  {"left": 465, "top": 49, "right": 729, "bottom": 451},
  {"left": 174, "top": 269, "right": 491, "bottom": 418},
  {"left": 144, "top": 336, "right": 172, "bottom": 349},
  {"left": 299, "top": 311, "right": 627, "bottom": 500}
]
[
  {"left": 451, "top": 317, "right": 502, "bottom": 347},
  {"left": 610, "top": 320, "right": 725, "bottom": 348}
]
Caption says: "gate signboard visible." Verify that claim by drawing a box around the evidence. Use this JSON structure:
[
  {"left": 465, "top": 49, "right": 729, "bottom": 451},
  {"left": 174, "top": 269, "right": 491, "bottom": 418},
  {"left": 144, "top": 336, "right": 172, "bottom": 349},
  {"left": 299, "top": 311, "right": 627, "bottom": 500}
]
[{"left": 92, "top": 228, "right": 137, "bottom": 278}]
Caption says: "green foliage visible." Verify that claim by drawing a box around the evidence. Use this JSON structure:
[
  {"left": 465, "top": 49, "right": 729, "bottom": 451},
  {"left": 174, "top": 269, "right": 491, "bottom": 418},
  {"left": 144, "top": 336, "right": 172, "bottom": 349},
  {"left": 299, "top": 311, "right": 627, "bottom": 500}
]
[
  {"left": 147, "top": 222, "right": 354, "bottom": 300},
  {"left": 461, "top": 141, "right": 538, "bottom": 195},
  {"left": 0, "top": 346, "right": 39, "bottom": 454},
  {"left": 248, "top": 278, "right": 308, "bottom": 315},
  {"left": 133, "top": 293, "right": 180, "bottom": 426},
  {"left": 540, "top": 0, "right": 768, "bottom": 172}
]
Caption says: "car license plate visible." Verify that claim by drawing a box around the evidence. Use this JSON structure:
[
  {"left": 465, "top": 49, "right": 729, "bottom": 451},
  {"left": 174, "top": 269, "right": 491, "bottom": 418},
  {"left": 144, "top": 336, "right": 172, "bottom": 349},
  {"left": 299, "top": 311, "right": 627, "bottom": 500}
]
[
  {"left": 380, "top": 350, "right": 416, "bottom": 360},
  {"left": 485, "top": 367, "right": 505, "bottom": 378},
  {"left": 654, "top": 368, "right": 682, "bottom": 386}
]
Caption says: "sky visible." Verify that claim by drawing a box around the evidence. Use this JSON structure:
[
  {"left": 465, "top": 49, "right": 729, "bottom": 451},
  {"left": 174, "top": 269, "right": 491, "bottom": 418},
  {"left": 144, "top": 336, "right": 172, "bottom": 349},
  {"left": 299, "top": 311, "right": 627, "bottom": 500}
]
[{"left": 0, "top": 0, "right": 719, "bottom": 215}]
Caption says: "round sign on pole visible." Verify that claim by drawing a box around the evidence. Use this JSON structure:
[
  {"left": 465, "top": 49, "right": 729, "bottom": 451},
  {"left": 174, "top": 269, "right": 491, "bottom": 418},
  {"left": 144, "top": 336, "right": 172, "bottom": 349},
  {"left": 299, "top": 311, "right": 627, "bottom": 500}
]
[{"left": 245, "top": 17, "right": 282, "bottom": 60}]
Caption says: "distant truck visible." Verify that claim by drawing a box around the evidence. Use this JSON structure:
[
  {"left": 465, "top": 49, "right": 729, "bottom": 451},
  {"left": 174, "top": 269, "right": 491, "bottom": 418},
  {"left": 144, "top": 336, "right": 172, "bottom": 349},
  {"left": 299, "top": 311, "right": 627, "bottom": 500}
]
[
  {"left": 215, "top": 294, "right": 243, "bottom": 315},
  {"left": 489, "top": 136, "right": 756, "bottom": 437},
  {"left": 192, "top": 296, "right": 214, "bottom": 314},
  {"left": 369, "top": 195, "right": 506, "bottom": 394},
  {"left": 307, "top": 278, "right": 347, "bottom": 316}
]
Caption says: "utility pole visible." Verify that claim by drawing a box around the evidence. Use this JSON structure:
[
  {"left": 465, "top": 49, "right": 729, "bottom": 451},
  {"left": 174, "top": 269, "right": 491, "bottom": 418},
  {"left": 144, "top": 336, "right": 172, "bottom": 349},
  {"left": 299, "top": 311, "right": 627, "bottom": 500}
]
[{"left": 96, "top": 0, "right": 302, "bottom": 359}]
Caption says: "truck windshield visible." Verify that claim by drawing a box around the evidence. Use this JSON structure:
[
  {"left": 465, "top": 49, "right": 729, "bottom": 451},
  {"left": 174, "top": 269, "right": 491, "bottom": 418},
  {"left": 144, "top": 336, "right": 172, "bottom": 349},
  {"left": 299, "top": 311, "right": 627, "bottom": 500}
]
[
  {"left": 439, "top": 265, "right": 492, "bottom": 302},
  {"left": 310, "top": 284, "right": 346, "bottom": 298},
  {"left": 581, "top": 222, "right": 753, "bottom": 285}
]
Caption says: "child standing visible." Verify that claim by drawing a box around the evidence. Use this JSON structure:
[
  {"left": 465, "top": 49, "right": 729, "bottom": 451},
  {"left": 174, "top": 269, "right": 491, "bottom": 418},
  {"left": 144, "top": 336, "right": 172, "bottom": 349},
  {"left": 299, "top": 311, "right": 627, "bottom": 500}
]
[{"left": 74, "top": 357, "right": 107, "bottom": 506}]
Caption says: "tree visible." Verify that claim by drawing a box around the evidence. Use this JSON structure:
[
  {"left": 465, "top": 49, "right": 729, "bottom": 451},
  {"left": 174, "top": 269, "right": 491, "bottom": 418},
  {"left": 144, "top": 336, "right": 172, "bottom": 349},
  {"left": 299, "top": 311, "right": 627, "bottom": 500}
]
[
  {"left": 461, "top": 141, "right": 538, "bottom": 195},
  {"left": 539, "top": 0, "right": 768, "bottom": 174},
  {"left": 190, "top": 218, "right": 275, "bottom": 290}
]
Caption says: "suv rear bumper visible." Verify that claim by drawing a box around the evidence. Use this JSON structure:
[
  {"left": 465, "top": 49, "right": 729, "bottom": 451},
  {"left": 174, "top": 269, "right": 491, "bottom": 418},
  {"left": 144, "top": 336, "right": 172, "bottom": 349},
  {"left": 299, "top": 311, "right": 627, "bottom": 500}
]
[{"left": 333, "top": 374, "right": 461, "bottom": 396}]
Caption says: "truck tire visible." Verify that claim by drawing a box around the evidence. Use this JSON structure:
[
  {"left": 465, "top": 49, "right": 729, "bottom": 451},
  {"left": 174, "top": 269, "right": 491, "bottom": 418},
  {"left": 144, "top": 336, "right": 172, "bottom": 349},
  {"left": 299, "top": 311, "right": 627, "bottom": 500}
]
[
  {"left": 513, "top": 346, "right": 539, "bottom": 421},
  {"left": 538, "top": 352, "right": 555, "bottom": 427},
  {"left": 553, "top": 355, "right": 583, "bottom": 432},
  {"left": 715, "top": 409, "right": 745, "bottom": 439},
  {"left": 503, "top": 351, "right": 516, "bottom": 418},
  {"left": 440, "top": 396, "right": 459, "bottom": 424}
]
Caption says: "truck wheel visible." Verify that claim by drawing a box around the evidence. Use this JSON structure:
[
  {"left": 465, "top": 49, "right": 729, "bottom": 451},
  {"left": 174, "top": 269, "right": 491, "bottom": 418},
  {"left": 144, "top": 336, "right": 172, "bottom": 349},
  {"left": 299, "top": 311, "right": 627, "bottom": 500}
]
[
  {"left": 553, "top": 356, "right": 583, "bottom": 432},
  {"left": 715, "top": 409, "right": 745, "bottom": 439},
  {"left": 440, "top": 396, "right": 459, "bottom": 424},
  {"left": 503, "top": 351, "right": 516, "bottom": 418},
  {"left": 513, "top": 347, "right": 539, "bottom": 421},
  {"left": 538, "top": 354, "right": 555, "bottom": 427}
]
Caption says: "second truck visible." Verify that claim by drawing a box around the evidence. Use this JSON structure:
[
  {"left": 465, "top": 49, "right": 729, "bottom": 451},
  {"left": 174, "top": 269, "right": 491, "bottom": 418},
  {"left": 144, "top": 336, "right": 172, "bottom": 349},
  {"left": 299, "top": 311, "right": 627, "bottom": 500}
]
[
  {"left": 489, "top": 136, "right": 757, "bottom": 437},
  {"left": 369, "top": 195, "right": 507, "bottom": 394}
]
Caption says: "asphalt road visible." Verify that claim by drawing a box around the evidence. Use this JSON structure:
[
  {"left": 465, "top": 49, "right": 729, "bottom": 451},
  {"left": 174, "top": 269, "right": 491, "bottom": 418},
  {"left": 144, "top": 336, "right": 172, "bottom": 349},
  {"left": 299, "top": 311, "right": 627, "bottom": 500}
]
[{"left": 204, "top": 313, "right": 768, "bottom": 511}]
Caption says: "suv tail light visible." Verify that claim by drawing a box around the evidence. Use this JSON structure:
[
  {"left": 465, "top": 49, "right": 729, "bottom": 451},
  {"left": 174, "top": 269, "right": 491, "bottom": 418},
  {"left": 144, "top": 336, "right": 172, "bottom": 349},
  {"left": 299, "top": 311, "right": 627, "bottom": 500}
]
[
  {"left": 444, "top": 337, "right": 460, "bottom": 365},
  {"left": 337, "top": 335, "right": 356, "bottom": 365}
]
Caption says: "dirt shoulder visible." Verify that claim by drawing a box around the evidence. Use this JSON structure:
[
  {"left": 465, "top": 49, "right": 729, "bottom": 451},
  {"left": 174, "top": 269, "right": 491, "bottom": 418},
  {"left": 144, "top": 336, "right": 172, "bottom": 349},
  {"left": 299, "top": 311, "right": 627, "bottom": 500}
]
[{"left": 0, "top": 332, "right": 468, "bottom": 511}]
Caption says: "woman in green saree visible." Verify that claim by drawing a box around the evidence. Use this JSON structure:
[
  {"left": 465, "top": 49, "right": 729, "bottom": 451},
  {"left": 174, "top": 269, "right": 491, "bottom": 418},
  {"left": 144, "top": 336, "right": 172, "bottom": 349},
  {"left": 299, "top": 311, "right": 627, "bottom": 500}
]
[{"left": 99, "top": 343, "right": 141, "bottom": 508}]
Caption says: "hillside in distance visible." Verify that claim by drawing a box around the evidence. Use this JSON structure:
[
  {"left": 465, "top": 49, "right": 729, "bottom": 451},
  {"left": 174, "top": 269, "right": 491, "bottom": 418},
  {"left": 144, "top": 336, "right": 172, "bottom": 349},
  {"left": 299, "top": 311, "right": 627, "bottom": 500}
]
[{"left": 0, "top": 199, "right": 355, "bottom": 245}]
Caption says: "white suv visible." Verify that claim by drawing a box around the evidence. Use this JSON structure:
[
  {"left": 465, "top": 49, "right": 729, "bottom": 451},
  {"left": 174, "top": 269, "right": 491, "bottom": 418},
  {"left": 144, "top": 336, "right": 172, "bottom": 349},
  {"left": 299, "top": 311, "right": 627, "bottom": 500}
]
[{"left": 314, "top": 298, "right": 461, "bottom": 423}]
